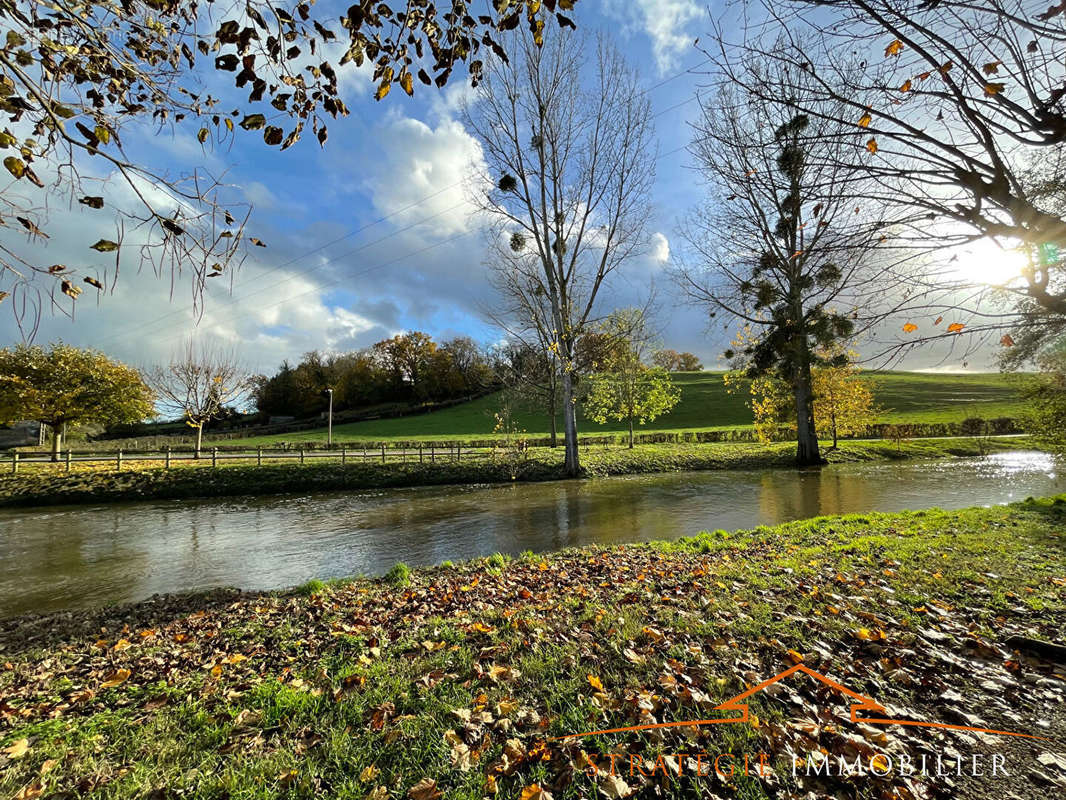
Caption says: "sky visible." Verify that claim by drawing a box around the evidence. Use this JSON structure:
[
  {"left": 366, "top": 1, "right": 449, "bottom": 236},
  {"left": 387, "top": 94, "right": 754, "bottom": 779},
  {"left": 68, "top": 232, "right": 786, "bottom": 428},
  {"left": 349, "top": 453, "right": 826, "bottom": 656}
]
[{"left": 0, "top": 0, "right": 1001, "bottom": 376}]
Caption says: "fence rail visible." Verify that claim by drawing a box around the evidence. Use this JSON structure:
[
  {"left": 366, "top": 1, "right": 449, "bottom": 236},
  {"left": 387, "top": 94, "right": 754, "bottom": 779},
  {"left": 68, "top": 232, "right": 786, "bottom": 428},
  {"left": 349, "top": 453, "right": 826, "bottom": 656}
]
[{"left": 7, "top": 443, "right": 512, "bottom": 473}]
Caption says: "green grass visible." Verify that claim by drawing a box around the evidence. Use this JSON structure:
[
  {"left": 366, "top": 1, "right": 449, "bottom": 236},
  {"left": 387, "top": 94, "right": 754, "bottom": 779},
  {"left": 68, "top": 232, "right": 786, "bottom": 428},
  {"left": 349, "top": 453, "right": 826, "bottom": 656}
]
[
  {"left": 1, "top": 497, "right": 1062, "bottom": 799},
  {"left": 0, "top": 436, "right": 1039, "bottom": 507},
  {"left": 230, "top": 371, "right": 1025, "bottom": 445}
]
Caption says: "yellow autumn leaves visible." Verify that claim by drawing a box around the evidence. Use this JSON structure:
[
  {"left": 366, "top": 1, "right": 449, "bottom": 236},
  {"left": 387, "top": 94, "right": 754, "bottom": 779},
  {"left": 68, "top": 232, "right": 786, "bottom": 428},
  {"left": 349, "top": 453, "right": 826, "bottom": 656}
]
[
  {"left": 903, "top": 320, "right": 965, "bottom": 334},
  {"left": 862, "top": 37, "right": 1009, "bottom": 153}
]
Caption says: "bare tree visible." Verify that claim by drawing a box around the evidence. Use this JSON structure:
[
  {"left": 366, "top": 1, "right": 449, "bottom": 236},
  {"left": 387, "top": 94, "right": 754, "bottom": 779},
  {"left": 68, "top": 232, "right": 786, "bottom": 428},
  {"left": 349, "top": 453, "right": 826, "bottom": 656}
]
[
  {"left": 676, "top": 51, "right": 907, "bottom": 464},
  {"left": 148, "top": 341, "right": 253, "bottom": 457},
  {"left": 463, "top": 29, "right": 655, "bottom": 476},
  {"left": 0, "top": 0, "right": 580, "bottom": 334},
  {"left": 713, "top": 0, "right": 1066, "bottom": 362}
]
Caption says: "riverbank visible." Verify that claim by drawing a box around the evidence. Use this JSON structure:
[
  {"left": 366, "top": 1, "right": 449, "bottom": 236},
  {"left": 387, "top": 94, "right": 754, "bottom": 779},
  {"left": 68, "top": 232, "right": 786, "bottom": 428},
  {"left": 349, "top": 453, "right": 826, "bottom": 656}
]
[
  {"left": 0, "top": 436, "right": 1041, "bottom": 508},
  {"left": 1, "top": 497, "right": 1064, "bottom": 799}
]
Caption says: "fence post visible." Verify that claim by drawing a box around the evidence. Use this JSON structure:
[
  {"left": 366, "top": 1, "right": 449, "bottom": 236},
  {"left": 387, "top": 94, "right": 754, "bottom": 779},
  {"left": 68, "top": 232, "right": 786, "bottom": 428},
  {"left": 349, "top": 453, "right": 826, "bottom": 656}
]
[
  {"left": 402, "top": 447, "right": 406, "bottom": 464},
  {"left": 65, "top": 448, "right": 72, "bottom": 473},
  {"left": 431, "top": 445, "right": 435, "bottom": 463},
  {"left": 457, "top": 443, "right": 461, "bottom": 462},
  {"left": 299, "top": 448, "right": 305, "bottom": 465},
  {"left": 165, "top": 446, "right": 171, "bottom": 469},
  {"left": 257, "top": 446, "right": 262, "bottom": 467},
  {"left": 11, "top": 452, "right": 17, "bottom": 474},
  {"left": 381, "top": 444, "right": 386, "bottom": 464},
  {"left": 211, "top": 447, "right": 217, "bottom": 468},
  {"left": 116, "top": 449, "right": 122, "bottom": 472},
  {"left": 419, "top": 444, "right": 423, "bottom": 464},
  {"left": 341, "top": 447, "right": 346, "bottom": 465},
  {"left": 362, "top": 447, "right": 367, "bottom": 463}
]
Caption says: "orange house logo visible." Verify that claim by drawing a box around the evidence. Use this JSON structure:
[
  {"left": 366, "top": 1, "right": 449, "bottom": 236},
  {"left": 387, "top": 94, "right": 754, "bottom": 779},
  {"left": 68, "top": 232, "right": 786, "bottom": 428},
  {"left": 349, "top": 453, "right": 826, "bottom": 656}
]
[{"left": 553, "top": 663, "right": 1049, "bottom": 742}]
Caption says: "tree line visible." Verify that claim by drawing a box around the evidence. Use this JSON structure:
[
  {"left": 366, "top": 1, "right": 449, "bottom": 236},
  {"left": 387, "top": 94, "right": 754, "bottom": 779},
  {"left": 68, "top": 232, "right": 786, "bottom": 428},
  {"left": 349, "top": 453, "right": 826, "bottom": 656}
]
[{"left": 252, "top": 334, "right": 500, "bottom": 420}]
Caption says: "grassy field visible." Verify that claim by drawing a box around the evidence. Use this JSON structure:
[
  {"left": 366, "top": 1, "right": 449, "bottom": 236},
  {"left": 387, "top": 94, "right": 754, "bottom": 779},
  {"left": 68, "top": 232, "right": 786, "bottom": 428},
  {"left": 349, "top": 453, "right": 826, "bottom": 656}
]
[
  {"left": 1, "top": 497, "right": 1063, "bottom": 799},
  {"left": 0, "top": 436, "right": 1039, "bottom": 507},
  {"left": 229, "top": 371, "right": 1025, "bottom": 446}
]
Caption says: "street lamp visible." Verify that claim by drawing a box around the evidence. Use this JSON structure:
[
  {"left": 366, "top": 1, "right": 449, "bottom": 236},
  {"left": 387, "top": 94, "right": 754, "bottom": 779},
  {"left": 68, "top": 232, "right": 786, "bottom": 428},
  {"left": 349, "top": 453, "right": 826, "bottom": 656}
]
[{"left": 326, "top": 388, "right": 334, "bottom": 447}]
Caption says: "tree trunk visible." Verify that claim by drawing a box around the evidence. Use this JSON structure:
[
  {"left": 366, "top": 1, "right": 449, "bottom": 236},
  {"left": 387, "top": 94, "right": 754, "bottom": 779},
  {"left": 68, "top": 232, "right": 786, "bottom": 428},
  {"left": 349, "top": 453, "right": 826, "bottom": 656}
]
[
  {"left": 50, "top": 425, "right": 62, "bottom": 462},
  {"left": 549, "top": 392, "right": 558, "bottom": 448},
  {"left": 794, "top": 368, "right": 822, "bottom": 466},
  {"left": 194, "top": 423, "right": 204, "bottom": 459},
  {"left": 561, "top": 370, "right": 580, "bottom": 476},
  {"left": 628, "top": 415, "right": 634, "bottom": 449}
]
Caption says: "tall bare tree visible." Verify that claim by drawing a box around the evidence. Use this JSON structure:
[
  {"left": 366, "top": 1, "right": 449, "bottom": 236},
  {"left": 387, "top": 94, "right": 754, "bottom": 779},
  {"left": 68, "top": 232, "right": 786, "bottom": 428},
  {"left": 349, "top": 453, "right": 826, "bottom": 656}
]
[
  {"left": 148, "top": 340, "right": 252, "bottom": 457},
  {"left": 677, "top": 53, "right": 905, "bottom": 464},
  {"left": 715, "top": 0, "right": 1066, "bottom": 362},
  {"left": 464, "top": 29, "right": 655, "bottom": 476}
]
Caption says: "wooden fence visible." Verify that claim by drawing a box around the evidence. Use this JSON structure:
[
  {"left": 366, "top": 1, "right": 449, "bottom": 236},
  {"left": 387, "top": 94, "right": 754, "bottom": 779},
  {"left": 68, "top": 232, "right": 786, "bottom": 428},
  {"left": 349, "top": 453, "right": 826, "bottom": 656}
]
[{"left": 7, "top": 443, "right": 510, "bottom": 474}]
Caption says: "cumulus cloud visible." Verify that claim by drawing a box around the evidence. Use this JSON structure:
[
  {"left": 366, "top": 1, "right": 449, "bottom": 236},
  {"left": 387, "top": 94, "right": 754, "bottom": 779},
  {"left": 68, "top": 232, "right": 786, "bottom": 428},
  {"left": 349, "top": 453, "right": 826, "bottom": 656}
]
[
  {"left": 651, "top": 232, "right": 670, "bottom": 264},
  {"left": 360, "top": 114, "right": 488, "bottom": 237},
  {"left": 604, "top": 0, "right": 702, "bottom": 75}
]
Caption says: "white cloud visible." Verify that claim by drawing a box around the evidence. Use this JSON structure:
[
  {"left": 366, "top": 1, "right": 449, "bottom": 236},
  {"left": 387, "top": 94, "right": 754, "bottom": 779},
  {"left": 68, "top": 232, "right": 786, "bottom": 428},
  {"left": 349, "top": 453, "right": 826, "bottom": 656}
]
[
  {"left": 651, "top": 232, "right": 670, "bottom": 264},
  {"left": 361, "top": 115, "right": 487, "bottom": 237},
  {"left": 604, "top": 0, "right": 702, "bottom": 75}
]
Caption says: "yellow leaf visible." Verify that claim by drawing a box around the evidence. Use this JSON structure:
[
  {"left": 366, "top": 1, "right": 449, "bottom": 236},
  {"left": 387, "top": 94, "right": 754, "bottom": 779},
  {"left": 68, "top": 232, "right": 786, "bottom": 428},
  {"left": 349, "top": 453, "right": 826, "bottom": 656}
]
[
  {"left": 984, "top": 82, "right": 1005, "bottom": 96},
  {"left": 520, "top": 785, "right": 552, "bottom": 800},
  {"left": 375, "top": 80, "right": 391, "bottom": 101},
  {"left": 4, "top": 738, "right": 29, "bottom": 758},
  {"left": 400, "top": 71, "right": 414, "bottom": 96},
  {"left": 947, "top": 322, "right": 965, "bottom": 333},
  {"left": 100, "top": 668, "right": 131, "bottom": 688},
  {"left": 587, "top": 674, "right": 604, "bottom": 692},
  {"left": 786, "top": 649, "right": 804, "bottom": 664},
  {"left": 360, "top": 764, "right": 379, "bottom": 782},
  {"left": 856, "top": 627, "right": 873, "bottom": 640},
  {"left": 865, "top": 137, "right": 878, "bottom": 154},
  {"left": 899, "top": 79, "right": 912, "bottom": 93},
  {"left": 112, "top": 638, "right": 133, "bottom": 652},
  {"left": 884, "top": 39, "right": 904, "bottom": 57},
  {"left": 858, "top": 112, "right": 872, "bottom": 128},
  {"left": 902, "top": 322, "right": 918, "bottom": 333}
]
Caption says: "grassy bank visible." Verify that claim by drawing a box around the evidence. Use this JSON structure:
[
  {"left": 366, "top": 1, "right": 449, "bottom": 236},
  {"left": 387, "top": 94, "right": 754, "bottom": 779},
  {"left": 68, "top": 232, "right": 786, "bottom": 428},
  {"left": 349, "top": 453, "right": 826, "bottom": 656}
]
[
  {"left": 1, "top": 497, "right": 1063, "bottom": 799},
  {"left": 70, "top": 371, "right": 1026, "bottom": 451},
  {"left": 0, "top": 436, "right": 1039, "bottom": 508}
]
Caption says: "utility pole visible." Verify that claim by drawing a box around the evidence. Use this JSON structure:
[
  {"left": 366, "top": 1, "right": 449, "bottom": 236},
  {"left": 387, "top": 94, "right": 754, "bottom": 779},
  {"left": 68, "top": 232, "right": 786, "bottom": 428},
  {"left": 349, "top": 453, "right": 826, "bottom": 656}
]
[{"left": 326, "top": 387, "right": 334, "bottom": 447}]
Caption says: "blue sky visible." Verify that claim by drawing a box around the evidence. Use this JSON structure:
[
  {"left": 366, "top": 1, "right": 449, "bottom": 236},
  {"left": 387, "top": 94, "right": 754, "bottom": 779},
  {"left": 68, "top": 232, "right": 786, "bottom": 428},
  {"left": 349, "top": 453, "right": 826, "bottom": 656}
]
[{"left": 0, "top": 0, "right": 993, "bottom": 375}]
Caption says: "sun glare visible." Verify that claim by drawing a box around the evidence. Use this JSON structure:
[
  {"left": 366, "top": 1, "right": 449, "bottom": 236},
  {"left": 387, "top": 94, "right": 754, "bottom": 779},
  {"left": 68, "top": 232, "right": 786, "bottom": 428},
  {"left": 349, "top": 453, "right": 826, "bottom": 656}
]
[{"left": 955, "top": 238, "right": 1030, "bottom": 286}]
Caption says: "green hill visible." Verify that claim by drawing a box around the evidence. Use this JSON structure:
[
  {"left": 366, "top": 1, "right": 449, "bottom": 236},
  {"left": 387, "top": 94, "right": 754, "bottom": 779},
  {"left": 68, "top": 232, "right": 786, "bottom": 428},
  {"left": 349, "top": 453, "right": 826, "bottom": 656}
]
[{"left": 232, "top": 371, "right": 1025, "bottom": 445}]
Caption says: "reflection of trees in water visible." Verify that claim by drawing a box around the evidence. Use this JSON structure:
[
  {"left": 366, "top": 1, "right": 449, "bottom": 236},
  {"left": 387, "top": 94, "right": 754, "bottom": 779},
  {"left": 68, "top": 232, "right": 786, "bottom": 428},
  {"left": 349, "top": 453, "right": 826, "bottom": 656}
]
[{"left": 756, "top": 469, "right": 856, "bottom": 523}]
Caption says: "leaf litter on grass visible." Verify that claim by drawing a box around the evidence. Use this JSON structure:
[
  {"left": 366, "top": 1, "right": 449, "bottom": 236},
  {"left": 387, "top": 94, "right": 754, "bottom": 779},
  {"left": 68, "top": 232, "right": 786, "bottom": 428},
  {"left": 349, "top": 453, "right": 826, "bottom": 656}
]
[{"left": 0, "top": 503, "right": 1064, "bottom": 799}]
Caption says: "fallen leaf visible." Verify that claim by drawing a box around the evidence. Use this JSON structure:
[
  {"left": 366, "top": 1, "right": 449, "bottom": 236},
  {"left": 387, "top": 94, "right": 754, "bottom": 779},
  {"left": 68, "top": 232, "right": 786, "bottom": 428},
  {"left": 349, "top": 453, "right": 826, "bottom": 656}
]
[
  {"left": 520, "top": 784, "right": 553, "bottom": 800},
  {"left": 100, "top": 668, "right": 131, "bottom": 689},
  {"left": 408, "top": 777, "right": 442, "bottom": 800},
  {"left": 4, "top": 738, "right": 30, "bottom": 758}
]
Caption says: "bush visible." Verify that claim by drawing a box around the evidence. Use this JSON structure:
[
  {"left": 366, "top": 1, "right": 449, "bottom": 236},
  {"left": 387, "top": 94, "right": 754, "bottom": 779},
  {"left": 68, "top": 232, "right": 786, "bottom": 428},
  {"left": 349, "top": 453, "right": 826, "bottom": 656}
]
[
  {"left": 385, "top": 562, "right": 411, "bottom": 587},
  {"left": 960, "top": 417, "right": 989, "bottom": 436},
  {"left": 487, "top": 553, "right": 508, "bottom": 569}
]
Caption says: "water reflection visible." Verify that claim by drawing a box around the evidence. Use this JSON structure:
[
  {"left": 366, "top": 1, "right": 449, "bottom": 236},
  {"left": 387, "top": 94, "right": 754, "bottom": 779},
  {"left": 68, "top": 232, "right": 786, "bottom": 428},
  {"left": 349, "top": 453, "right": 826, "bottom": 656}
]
[{"left": 0, "top": 451, "right": 1060, "bottom": 618}]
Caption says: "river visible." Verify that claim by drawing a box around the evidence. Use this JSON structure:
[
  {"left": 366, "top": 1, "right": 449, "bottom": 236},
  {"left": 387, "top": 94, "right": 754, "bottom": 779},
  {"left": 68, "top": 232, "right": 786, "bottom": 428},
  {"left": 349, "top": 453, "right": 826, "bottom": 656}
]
[{"left": 0, "top": 450, "right": 1060, "bottom": 618}]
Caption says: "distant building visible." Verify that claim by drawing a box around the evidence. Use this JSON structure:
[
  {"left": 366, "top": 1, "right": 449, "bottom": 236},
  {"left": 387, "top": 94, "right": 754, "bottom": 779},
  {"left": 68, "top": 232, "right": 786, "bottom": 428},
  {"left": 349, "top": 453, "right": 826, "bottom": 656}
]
[{"left": 0, "top": 421, "right": 42, "bottom": 449}]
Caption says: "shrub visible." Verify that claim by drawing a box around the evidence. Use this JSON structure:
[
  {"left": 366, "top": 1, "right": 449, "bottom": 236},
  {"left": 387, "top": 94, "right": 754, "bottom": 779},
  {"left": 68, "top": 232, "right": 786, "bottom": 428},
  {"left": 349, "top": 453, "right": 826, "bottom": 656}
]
[{"left": 487, "top": 553, "right": 508, "bottom": 569}]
